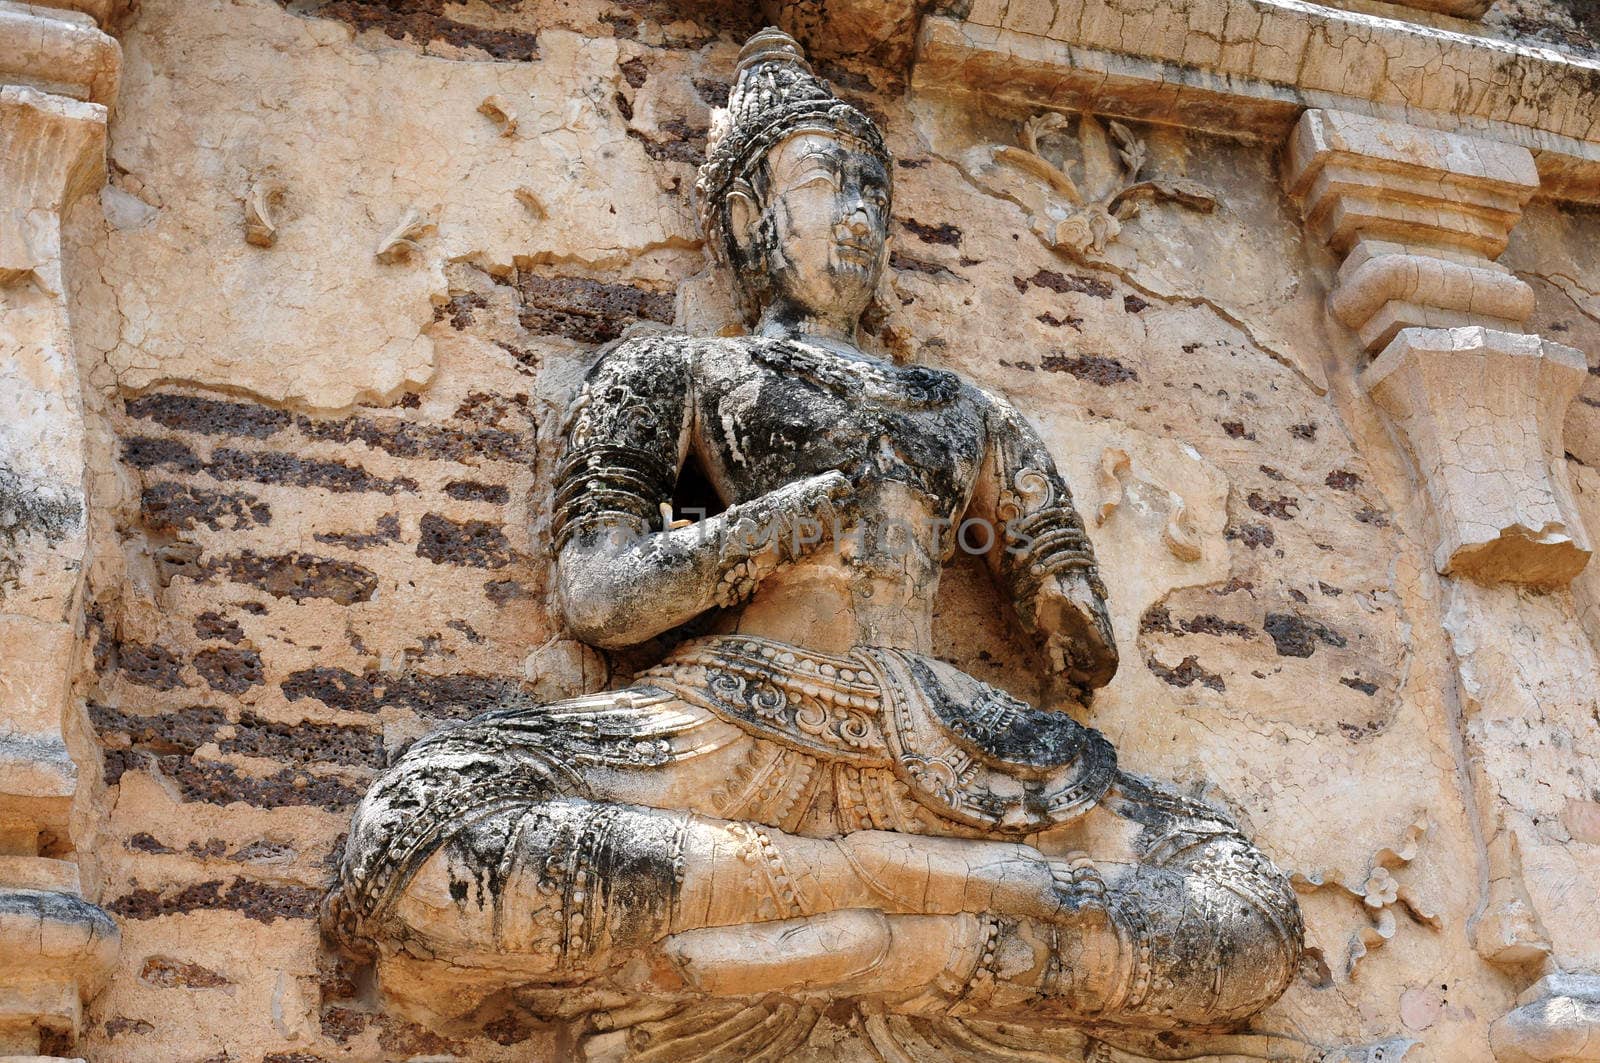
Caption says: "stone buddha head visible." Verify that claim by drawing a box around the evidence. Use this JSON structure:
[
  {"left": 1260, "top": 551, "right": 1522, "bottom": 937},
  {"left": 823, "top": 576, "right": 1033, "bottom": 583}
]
[{"left": 696, "top": 29, "right": 893, "bottom": 333}]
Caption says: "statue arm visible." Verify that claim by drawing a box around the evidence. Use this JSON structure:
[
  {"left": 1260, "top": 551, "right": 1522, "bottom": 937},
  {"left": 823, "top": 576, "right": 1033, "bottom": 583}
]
[
  {"left": 967, "top": 393, "right": 1118, "bottom": 696},
  {"left": 552, "top": 336, "right": 848, "bottom": 649}
]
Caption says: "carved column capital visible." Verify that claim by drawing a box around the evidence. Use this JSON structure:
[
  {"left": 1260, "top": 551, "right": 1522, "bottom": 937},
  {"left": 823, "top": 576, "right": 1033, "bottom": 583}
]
[
  {"left": 0, "top": 3, "right": 121, "bottom": 104},
  {"left": 1286, "top": 108, "right": 1589, "bottom": 588},
  {"left": 1363, "top": 327, "right": 1590, "bottom": 585},
  {"left": 0, "top": 86, "right": 108, "bottom": 289},
  {"left": 1285, "top": 108, "right": 1539, "bottom": 352}
]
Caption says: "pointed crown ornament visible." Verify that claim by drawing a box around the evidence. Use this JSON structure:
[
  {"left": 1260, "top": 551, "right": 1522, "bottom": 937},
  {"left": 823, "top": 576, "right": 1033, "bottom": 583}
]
[{"left": 695, "top": 27, "right": 891, "bottom": 263}]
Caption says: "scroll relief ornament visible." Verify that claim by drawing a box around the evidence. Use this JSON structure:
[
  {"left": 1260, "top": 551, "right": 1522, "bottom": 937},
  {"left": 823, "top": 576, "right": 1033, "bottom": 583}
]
[
  {"left": 985, "top": 111, "right": 1218, "bottom": 262},
  {"left": 1293, "top": 814, "right": 1442, "bottom": 979},
  {"left": 324, "top": 27, "right": 1318, "bottom": 1063}
]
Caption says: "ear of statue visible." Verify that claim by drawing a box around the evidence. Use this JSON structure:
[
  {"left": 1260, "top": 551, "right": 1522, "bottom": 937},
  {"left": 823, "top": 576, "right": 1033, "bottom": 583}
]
[{"left": 726, "top": 180, "right": 760, "bottom": 264}]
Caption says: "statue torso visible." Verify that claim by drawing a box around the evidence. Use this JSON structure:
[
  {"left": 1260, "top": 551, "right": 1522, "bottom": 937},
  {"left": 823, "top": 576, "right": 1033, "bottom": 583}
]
[{"left": 690, "top": 336, "right": 992, "bottom": 652}]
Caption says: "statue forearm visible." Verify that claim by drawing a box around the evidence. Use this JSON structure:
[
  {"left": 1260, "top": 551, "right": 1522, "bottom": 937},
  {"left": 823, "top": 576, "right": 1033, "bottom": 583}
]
[{"left": 556, "top": 470, "right": 852, "bottom": 648}]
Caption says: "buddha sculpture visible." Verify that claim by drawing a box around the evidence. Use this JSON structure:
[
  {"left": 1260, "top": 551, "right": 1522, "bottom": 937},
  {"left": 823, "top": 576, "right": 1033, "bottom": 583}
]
[{"left": 325, "top": 28, "right": 1304, "bottom": 1060}]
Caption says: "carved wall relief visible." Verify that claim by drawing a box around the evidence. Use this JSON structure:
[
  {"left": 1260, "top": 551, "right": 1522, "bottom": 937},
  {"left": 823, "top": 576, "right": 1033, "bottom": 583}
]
[
  {"left": 1293, "top": 815, "right": 1441, "bottom": 979},
  {"left": 374, "top": 207, "right": 435, "bottom": 265},
  {"left": 968, "top": 110, "right": 1218, "bottom": 264},
  {"left": 325, "top": 28, "right": 1308, "bottom": 1062}
]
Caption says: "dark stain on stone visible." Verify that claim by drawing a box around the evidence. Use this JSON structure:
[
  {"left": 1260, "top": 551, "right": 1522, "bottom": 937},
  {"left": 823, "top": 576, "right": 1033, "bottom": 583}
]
[
  {"left": 231, "top": 839, "right": 295, "bottom": 864},
  {"left": 126, "top": 393, "right": 290, "bottom": 439},
  {"left": 444, "top": 480, "right": 509, "bottom": 503},
  {"left": 376, "top": 1017, "right": 464, "bottom": 1057},
  {"left": 209, "top": 550, "right": 379, "bottom": 604},
  {"left": 315, "top": 513, "right": 402, "bottom": 550},
  {"left": 208, "top": 447, "right": 419, "bottom": 495},
  {"left": 1259, "top": 465, "right": 1286, "bottom": 482},
  {"left": 626, "top": 117, "right": 709, "bottom": 163},
  {"left": 613, "top": 90, "right": 634, "bottom": 121},
  {"left": 889, "top": 251, "right": 957, "bottom": 278},
  {"left": 221, "top": 711, "right": 384, "bottom": 768},
  {"left": 619, "top": 55, "right": 649, "bottom": 87},
  {"left": 1221, "top": 421, "right": 1255, "bottom": 440},
  {"left": 1340, "top": 676, "right": 1379, "bottom": 696},
  {"left": 322, "top": 1006, "right": 370, "bottom": 1043},
  {"left": 1035, "top": 312, "right": 1082, "bottom": 329},
  {"left": 433, "top": 292, "right": 488, "bottom": 330},
  {"left": 130, "top": 753, "right": 364, "bottom": 812},
  {"left": 485, "top": 578, "right": 533, "bottom": 605},
  {"left": 1325, "top": 469, "right": 1361, "bottom": 491},
  {"left": 692, "top": 76, "right": 731, "bottom": 105},
  {"left": 1180, "top": 614, "right": 1257, "bottom": 639},
  {"left": 1040, "top": 351, "right": 1137, "bottom": 385},
  {"left": 141, "top": 482, "right": 271, "bottom": 532},
  {"left": 1139, "top": 604, "right": 1174, "bottom": 634},
  {"left": 1354, "top": 506, "right": 1391, "bottom": 527},
  {"left": 1226, "top": 522, "right": 1275, "bottom": 550},
  {"left": 117, "top": 642, "right": 188, "bottom": 690},
  {"left": 122, "top": 436, "right": 203, "bottom": 473},
  {"left": 1147, "top": 654, "right": 1225, "bottom": 692},
  {"left": 188, "top": 838, "right": 226, "bottom": 859},
  {"left": 140, "top": 956, "right": 233, "bottom": 989},
  {"left": 193, "top": 647, "right": 264, "bottom": 694},
  {"left": 1289, "top": 422, "right": 1317, "bottom": 440},
  {"left": 294, "top": 395, "right": 537, "bottom": 466},
  {"left": 104, "top": 1017, "right": 154, "bottom": 1037},
  {"left": 1123, "top": 294, "right": 1149, "bottom": 313},
  {"left": 482, "top": 1013, "right": 538, "bottom": 1045},
  {"left": 1247, "top": 492, "right": 1300, "bottom": 520},
  {"left": 900, "top": 218, "right": 961, "bottom": 245},
  {"left": 0, "top": 465, "right": 84, "bottom": 584},
  {"left": 110, "top": 877, "right": 324, "bottom": 923},
  {"left": 1018, "top": 268, "right": 1112, "bottom": 299},
  {"left": 127, "top": 832, "right": 174, "bottom": 854},
  {"left": 1263, "top": 612, "right": 1347, "bottom": 658},
  {"left": 92, "top": 704, "right": 227, "bottom": 757},
  {"left": 282, "top": 666, "right": 526, "bottom": 721},
  {"left": 291, "top": 1, "right": 540, "bottom": 60},
  {"left": 516, "top": 272, "right": 675, "bottom": 344},
  {"left": 417, "top": 513, "right": 512, "bottom": 568},
  {"left": 194, "top": 612, "right": 245, "bottom": 644}
]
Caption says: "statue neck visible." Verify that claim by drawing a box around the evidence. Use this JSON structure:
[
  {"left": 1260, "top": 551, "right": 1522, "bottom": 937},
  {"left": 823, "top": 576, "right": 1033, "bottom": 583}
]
[{"left": 754, "top": 302, "right": 861, "bottom": 350}]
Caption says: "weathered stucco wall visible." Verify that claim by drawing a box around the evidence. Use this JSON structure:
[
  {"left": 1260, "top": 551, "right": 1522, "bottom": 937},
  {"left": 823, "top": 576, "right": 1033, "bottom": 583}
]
[{"left": 25, "top": 0, "right": 1600, "bottom": 1059}]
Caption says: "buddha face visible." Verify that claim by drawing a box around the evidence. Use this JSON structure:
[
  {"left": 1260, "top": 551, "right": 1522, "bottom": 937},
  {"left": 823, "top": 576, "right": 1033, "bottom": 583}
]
[{"left": 729, "top": 130, "right": 891, "bottom": 328}]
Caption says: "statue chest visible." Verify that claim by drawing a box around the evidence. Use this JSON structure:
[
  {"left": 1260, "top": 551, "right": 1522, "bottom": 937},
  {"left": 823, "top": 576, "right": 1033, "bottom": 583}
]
[{"left": 696, "top": 346, "right": 987, "bottom": 513}]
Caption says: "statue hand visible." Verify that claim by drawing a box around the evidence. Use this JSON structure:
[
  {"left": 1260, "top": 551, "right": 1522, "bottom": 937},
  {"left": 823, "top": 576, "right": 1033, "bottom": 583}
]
[
  {"left": 714, "top": 471, "right": 856, "bottom": 606},
  {"left": 727, "top": 470, "right": 856, "bottom": 560},
  {"left": 1038, "top": 576, "right": 1118, "bottom": 695}
]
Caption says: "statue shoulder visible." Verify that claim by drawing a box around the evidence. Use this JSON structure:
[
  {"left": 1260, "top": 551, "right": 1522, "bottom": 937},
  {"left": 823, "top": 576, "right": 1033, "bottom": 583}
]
[{"left": 580, "top": 332, "right": 698, "bottom": 391}]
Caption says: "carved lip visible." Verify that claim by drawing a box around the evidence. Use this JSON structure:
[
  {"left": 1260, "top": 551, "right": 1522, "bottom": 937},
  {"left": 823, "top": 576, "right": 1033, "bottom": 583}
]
[{"left": 834, "top": 239, "right": 876, "bottom": 261}]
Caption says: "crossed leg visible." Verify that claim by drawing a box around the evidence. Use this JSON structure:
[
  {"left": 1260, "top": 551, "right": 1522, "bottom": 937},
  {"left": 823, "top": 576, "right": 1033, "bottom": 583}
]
[{"left": 383, "top": 798, "right": 1092, "bottom": 991}]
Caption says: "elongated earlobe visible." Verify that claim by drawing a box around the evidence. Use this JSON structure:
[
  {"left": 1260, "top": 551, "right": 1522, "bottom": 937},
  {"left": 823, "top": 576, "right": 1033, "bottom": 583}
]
[{"left": 727, "top": 181, "right": 759, "bottom": 261}]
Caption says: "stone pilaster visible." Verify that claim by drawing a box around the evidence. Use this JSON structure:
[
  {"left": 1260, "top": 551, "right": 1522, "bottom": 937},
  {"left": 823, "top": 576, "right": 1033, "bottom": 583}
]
[
  {"left": 1286, "top": 107, "right": 1589, "bottom": 587},
  {"left": 1289, "top": 106, "right": 1600, "bottom": 1061},
  {"left": 0, "top": 4, "right": 125, "bottom": 1059}
]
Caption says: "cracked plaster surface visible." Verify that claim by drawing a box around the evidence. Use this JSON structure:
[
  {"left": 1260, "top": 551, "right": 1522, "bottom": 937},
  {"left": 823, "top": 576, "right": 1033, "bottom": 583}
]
[{"left": 36, "top": 0, "right": 1600, "bottom": 1060}]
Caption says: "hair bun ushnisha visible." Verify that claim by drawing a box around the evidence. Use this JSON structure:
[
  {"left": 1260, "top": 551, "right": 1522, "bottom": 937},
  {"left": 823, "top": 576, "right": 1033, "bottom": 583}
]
[{"left": 695, "top": 27, "right": 890, "bottom": 257}]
